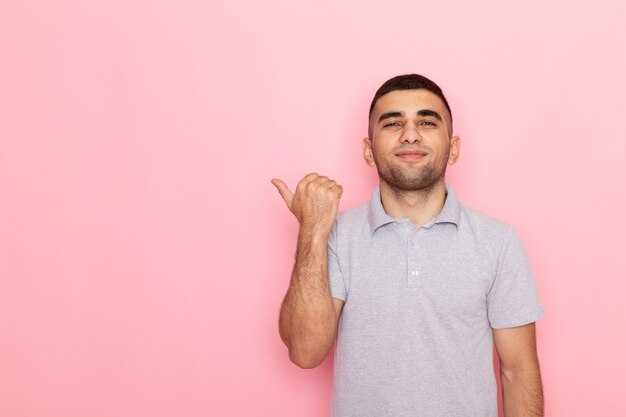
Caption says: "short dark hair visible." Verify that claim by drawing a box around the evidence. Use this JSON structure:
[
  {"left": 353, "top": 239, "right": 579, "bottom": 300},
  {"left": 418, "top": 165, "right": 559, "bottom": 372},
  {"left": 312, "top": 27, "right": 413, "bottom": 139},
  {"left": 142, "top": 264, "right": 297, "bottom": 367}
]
[{"left": 368, "top": 74, "right": 453, "bottom": 137}]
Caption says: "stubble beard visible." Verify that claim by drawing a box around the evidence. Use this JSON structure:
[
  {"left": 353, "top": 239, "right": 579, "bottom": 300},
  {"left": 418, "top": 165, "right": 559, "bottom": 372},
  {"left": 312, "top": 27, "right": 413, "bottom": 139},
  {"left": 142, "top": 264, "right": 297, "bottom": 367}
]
[{"left": 374, "top": 153, "right": 448, "bottom": 195}]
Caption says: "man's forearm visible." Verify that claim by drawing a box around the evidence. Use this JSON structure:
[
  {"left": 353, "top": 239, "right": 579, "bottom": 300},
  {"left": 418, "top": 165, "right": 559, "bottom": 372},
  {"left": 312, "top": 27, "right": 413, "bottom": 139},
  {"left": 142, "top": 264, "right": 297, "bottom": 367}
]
[
  {"left": 501, "top": 365, "right": 544, "bottom": 417},
  {"left": 279, "top": 227, "right": 337, "bottom": 368}
]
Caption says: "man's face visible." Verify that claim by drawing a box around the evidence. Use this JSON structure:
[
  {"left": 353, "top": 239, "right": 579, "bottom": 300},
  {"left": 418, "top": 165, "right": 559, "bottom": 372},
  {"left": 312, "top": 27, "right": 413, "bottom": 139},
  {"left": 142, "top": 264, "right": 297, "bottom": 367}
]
[{"left": 363, "top": 89, "right": 460, "bottom": 192}]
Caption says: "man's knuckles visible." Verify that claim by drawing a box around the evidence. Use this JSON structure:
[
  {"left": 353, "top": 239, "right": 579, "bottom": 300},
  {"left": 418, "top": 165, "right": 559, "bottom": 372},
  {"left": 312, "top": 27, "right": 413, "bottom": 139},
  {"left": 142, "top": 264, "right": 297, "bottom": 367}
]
[
  {"left": 303, "top": 172, "right": 319, "bottom": 180},
  {"left": 294, "top": 174, "right": 342, "bottom": 202},
  {"left": 295, "top": 173, "right": 319, "bottom": 190},
  {"left": 311, "top": 183, "right": 338, "bottom": 198}
]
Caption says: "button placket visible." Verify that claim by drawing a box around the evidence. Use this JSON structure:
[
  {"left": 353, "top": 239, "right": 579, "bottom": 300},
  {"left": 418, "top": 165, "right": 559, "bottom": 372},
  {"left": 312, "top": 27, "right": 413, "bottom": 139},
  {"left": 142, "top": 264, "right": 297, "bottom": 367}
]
[{"left": 407, "top": 229, "right": 421, "bottom": 287}]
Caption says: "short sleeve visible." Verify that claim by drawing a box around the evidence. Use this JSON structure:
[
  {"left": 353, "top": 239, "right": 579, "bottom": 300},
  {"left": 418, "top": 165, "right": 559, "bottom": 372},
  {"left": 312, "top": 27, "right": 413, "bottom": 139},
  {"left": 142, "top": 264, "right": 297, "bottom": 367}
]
[
  {"left": 328, "top": 222, "right": 347, "bottom": 301},
  {"left": 487, "top": 228, "right": 544, "bottom": 328}
]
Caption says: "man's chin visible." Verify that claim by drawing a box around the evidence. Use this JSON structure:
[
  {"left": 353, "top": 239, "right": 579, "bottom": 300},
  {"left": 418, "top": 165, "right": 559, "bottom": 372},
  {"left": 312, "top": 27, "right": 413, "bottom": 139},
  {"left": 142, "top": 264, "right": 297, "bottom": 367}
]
[{"left": 381, "top": 171, "right": 445, "bottom": 193}]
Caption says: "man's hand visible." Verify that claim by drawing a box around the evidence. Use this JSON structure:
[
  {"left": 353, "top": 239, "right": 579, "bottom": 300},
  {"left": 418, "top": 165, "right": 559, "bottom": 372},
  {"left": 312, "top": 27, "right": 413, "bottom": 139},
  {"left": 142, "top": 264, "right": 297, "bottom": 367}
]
[{"left": 271, "top": 173, "right": 343, "bottom": 235}]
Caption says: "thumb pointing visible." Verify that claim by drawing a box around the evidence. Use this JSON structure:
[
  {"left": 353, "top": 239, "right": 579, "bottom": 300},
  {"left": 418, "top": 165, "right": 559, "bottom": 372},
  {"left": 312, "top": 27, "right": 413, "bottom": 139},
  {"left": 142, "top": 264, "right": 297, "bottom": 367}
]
[{"left": 271, "top": 178, "right": 293, "bottom": 209}]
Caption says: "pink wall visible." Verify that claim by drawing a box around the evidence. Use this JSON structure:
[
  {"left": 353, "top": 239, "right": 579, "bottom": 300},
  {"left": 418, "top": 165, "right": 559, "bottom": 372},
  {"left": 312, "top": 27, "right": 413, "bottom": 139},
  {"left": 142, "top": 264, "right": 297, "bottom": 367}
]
[{"left": 2, "top": 1, "right": 625, "bottom": 416}]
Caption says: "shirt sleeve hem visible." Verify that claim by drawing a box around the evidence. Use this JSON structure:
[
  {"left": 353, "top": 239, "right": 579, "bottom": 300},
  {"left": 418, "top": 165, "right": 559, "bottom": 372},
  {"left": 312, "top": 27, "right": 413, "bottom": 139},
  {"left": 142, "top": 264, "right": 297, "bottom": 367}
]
[{"left": 489, "top": 310, "right": 544, "bottom": 329}]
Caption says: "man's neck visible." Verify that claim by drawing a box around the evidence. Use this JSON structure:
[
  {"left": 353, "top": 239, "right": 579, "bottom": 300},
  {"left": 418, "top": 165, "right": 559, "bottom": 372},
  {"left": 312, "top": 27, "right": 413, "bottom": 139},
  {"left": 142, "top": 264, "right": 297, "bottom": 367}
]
[{"left": 379, "top": 180, "right": 447, "bottom": 228}]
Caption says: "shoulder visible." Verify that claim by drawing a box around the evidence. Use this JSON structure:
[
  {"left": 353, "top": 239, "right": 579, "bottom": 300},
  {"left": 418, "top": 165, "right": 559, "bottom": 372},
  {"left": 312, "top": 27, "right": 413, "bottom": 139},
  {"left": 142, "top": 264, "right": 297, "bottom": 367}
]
[
  {"left": 458, "top": 203, "right": 518, "bottom": 248},
  {"left": 336, "top": 201, "right": 369, "bottom": 226},
  {"left": 329, "top": 201, "right": 370, "bottom": 248},
  {"left": 455, "top": 203, "right": 532, "bottom": 275}
]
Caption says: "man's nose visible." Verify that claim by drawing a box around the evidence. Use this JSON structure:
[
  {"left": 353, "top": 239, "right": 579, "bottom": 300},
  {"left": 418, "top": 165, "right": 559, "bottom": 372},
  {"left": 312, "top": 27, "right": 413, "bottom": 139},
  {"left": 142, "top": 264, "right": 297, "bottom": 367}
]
[{"left": 401, "top": 124, "right": 422, "bottom": 143}]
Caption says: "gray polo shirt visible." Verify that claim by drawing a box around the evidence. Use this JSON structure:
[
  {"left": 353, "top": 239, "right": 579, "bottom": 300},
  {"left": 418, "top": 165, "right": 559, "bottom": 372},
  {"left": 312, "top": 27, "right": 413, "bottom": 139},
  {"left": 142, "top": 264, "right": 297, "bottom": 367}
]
[{"left": 328, "top": 185, "right": 544, "bottom": 417}]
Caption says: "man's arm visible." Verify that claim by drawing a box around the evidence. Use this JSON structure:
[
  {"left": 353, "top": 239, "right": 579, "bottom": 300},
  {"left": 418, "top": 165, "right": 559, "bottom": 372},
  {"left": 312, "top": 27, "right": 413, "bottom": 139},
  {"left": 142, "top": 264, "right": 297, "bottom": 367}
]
[
  {"left": 493, "top": 322, "right": 544, "bottom": 417},
  {"left": 272, "top": 173, "right": 345, "bottom": 369}
]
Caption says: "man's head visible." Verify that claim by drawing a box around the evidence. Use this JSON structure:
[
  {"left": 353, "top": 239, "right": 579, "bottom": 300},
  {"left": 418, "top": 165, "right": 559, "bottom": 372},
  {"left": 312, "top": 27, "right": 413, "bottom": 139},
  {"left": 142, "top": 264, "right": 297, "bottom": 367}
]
[
  {"left": 364, "top": 74, "right": 460, "bottom": 193},
  {"left": 368, "top": 74, "right": 453, "bottom": 138}
]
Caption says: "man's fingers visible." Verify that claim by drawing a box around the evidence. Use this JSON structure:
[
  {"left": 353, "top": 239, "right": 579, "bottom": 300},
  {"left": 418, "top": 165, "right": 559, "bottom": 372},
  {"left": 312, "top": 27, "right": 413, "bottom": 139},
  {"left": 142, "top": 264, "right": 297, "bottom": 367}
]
[
  {"left": 312, "top": 175, "right": 329, "bottom": 184},
  {"left": 323, "top": 179, "right": 338, "bottom": 189},
  {"left": 300, "top": 175, "right": 343, "bottom": 197},
  {"left": 296, "top": 172, "right": 321, "bottom": 191},
  {"left": 302, "top": 172, "right": 320, "bottom": 181},
  {"left": 303, "top": 174, "right": 338, "bottom": 189},
  {"left": 334, "top": 184, "right": 344, "bottom": 198},
  {"left": 271, "top": 178, "right": 294, "bottom": 209}
]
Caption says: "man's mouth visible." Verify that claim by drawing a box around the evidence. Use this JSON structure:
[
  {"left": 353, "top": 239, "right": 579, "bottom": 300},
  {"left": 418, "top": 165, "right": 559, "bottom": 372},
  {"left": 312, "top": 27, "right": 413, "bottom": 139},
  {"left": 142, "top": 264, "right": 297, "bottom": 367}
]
[{"left": 395, "top": 149, "right": 428, "bottom": 160}]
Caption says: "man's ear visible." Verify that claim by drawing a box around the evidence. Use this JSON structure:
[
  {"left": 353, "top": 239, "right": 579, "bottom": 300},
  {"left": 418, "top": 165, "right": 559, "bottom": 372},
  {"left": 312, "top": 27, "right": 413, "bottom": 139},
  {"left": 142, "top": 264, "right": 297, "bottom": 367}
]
[
  {"left": 363, "top": 137, "right": 376, "bottom": 167},
  {"left": 447, "top": 135, "right": 461, "bottom": 165}
]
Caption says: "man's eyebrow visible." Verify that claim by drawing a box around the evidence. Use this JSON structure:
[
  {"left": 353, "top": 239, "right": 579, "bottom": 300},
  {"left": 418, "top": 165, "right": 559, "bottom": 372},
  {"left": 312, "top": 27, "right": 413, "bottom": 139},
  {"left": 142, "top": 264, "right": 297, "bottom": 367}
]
[
  {"left": 377, "top": 111, "right": 403, "bottom": 123},
  {"left": 377, "top": 109, "right": 444, "bottom": 124},
  {"left": 417, "top": 109, "right": 443, "bottom": 121}
]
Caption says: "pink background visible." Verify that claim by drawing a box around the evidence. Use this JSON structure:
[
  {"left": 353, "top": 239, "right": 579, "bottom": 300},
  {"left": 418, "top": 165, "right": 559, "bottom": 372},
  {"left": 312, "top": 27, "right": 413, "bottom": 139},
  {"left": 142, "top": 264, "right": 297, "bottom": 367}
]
[{"left": 2, "top": 1, "right": 625, "bottom": 416}]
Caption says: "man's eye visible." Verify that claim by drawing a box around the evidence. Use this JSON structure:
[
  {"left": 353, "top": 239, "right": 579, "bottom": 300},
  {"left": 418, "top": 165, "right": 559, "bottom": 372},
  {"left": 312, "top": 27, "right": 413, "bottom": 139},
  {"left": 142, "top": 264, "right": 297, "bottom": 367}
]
[
  {"left": 384, "top": 122, "right": 401, "bottom": 128},
  {"left": 419, "top": 120, "right": 437, "bottom": 127}
]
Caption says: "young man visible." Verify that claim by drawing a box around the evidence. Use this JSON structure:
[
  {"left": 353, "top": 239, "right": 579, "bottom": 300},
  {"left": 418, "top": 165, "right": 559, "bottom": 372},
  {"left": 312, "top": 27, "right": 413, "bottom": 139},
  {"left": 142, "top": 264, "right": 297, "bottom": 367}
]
[{"left": 272, "top": 74, "right": 544, "bottom": 417}]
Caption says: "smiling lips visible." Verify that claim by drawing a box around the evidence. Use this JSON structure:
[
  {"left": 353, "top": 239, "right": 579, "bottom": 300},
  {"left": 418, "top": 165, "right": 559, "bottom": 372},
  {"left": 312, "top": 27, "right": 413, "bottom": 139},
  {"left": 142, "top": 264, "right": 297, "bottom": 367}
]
[{"left": 395, "top": 149, "right": 428, "bottom": 160}]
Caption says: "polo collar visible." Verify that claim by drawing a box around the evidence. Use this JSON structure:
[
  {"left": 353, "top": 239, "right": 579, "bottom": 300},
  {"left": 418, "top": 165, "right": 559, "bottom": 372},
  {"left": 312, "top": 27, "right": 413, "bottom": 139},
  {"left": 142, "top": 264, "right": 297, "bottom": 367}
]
[{"left": 367, "top": 184, "right": 461, "bottom": 235}]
